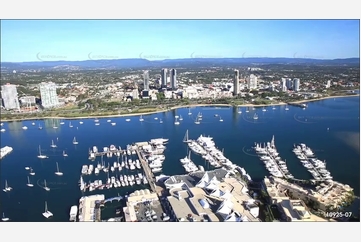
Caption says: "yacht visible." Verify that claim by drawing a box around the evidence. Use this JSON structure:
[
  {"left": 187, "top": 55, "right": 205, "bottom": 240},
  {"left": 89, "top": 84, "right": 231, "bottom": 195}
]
[
  {"left": 29, "top": 168, "right": 35, "bottom": 176},
  {"left": 154, "top": 117, "right": 158, "bottom": 120},
  {"left": 285, "top": 106, "right": 289, "bottom": 111},
  {"left": 3, "top": 180, "right": 12, "bottom": 192},
  {"left": 188, "top": 108, "right": 192, "bottom": 115},
  {"left": 107, "top": 119, "right": 111, "bottom": 123},
  {"left": 262, "top": 107, "right": 266, "bottom": 112},
  {"left": 1, "top": 213, "right": 9, "bottom": 222},
  {"left": 238, "top": 108, "right": 242, "bottom": 114},
  {"left": 139, "top": 115, "right": 144, "bottom": 122},
  {"left": 0, "top": 128, "right": 5, "bottom": 132},
  {"left": 73, "top": 137, "right": 78, "bottom": 145},
  {"left": 253, "top": 113, "right": 258, "bottom": 120},
  {"left": 55, "top": 162, "right": 63, "bottom": 176},
  {"left": 79, "top": 121, "right": 84, "bottom": 124},
  {"left": 63, "top": 150, "right": 68, "bottom": 157},
  {"left": 272, "top": 106, "right": 276, "bottom": 110},
  {"left": 194, "top": 117, "right": 200, "bottom": 124},
  {"left": 42, "top": 201, "right": 53, "bottom": 218},
  {"left": 125, "top": 119, "right": 131, "bottom": 122},
  {"left": 60, "top": 122, "right": 65, "bottom": 125},
  {"left": 160, "top": 119, "right": 163, "bottom": 123},
  {"left": 69, "top": 122, "right": 73, "bottom": 128},
  {"left": 38, "top": 124, "right": 43, "bottom": 130},
  {"left": 94, "top": 118, "right": 99, "bottom": 123},
  {"left": 22, "top": 126, "right": 28, "bottom": 130},
  {"left": 111, "top": 122, "right": 116, "bottom": 126},
  {"left": 179, "top": 115, "right": 183, "bottom": 121},
  {"left": 25, "top": 166, "right": 30, "bottom": 170},
  {"left": 69, "top": 206, "right": 78, "bottom": 221},
  {"left": 26, "top": 176, "right": 33, "bottom": 187},
  {"left": 95, "top": 122, "right": 100, "bottom": 126},
  {"left": 246, "top": 108, "right": 249, "bottom": 113},
  {"left": 43, "top": 179, "right": 50, "bottom": 191},
  {"left": 219, "top": 116, "right": 223, "bottom": 122},
  {"left": 174, "top": 117, "right": 180, "bottom": 125},
  {"left": 50, "top": 140, "right": 57, "bottom": 148}
]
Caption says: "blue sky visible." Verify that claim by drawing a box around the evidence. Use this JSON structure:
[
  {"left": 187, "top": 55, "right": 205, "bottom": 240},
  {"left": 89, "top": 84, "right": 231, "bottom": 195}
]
[{"left": 1, "top": 20, "right": 359, "bottom": 62}]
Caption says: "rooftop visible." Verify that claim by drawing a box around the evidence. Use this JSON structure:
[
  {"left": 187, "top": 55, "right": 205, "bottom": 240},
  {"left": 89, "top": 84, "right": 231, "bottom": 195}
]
[{"left": 78, "top": 194, "right": 105, "bottom": 222}]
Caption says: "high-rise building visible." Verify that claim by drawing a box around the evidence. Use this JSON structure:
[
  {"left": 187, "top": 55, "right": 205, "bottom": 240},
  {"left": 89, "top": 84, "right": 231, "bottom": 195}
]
[
  {"left": 286, "top": 78, "right": 293, "bottom": 90},
  {"left": 1, "top": 83, "right": 19, "bottom": 110},
  {"left": 248, "top": 74, "right": 258, "bottom": 90},
  {"left": 281, "top": 78, "right": 287, "bottom": 92},
  {"left": 170, "top": 69, "right": 177, "bottom": 89},
  {"left": 143, "top": 70, "right": 150, "bottom": 90},
  {"left": 233, "top": 70, "right": 240, "bottom": 96},
  {"left": 161, "top": 68, "right": 168, "bottom": 87},
  {"left": 293, "top": 78, "right": 300, "bottom": 92},
  {"left": 39, "top": 82, "right": 59, "bottom": 108}
]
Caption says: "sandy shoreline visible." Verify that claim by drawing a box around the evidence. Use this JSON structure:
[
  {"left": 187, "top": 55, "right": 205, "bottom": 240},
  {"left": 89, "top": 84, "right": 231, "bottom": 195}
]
[{"left": 0, "top": 94, "right": 359, "bottom": 123}]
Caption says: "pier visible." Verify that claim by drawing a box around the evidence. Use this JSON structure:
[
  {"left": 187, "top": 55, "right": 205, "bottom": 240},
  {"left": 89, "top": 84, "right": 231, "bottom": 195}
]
[{"left": 135, "top": 146, "right": 156, "bottom": 193}]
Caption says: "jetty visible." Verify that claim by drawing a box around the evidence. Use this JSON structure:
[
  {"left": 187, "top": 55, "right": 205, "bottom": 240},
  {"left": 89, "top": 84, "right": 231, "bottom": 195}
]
[{"left": 135, "top": 145, "right": 156, "bottom": 193}]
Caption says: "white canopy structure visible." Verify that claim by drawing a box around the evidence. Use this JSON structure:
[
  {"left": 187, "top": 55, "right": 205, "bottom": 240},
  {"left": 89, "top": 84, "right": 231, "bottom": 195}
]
[
  {"left": 225, "top": 212, "right": 242, "bottom": 222},
  {"left": 210, "top": 188, "right": 224, "bottom": 198},
  {"left": 204, "top": 176, "right": 220, "bottom": 191},
  {"left": 196, "top": 172, "right": 210, "bottom": 188},
  {"left": 220, "top": 190, "right": 232, "bottom": 200},
  {"left": 216, "top": 198, "right": 234, "bottom": 219}
]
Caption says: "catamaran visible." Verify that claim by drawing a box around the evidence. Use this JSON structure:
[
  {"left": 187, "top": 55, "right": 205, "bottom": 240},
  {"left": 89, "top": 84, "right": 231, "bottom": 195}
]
[
  {"left": 43, "top": 179, "right": 50, "bottom": 191},
  {"left": 55, "top": 162, "right": 63, "bottom": 176},
  {"left": 73, "top": 137, "right": 78, "bottom": 145},
  {"left": 174, "top": 117, "right": 180, "bottom": 125},
  {"left": 1, "top": 212, "right": 9, "bottom": 221},
  {"left": 50, "top": 140, "right": 57, "bottom": 148},
  {"left": 139, "top": 115, "right": 144, "bottom": 122},
  {"left": 26, "top": 176, "right": 34, "bottom": 187},
  {"left": 42, "top": 201, "right": 53, "bottom": 218},
  {"left": 63, "top": 150, "right": 68, "bottom": 157},
  {"left": 37, "top": 145, "right": 48, "bottom": 159},
  {"left": 3, "top": 180, "right": 12, "bottom": 192}
]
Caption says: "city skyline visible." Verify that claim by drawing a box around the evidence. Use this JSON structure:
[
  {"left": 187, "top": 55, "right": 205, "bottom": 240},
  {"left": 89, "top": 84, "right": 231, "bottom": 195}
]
[{"left": 1, "top": 20, "right": 359, "bottom": 62}]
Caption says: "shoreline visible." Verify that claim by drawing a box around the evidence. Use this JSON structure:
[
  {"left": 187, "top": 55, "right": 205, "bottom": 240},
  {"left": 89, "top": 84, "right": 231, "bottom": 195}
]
[{"left": 0, "top": 94, "right": 359, "bottom": 123}]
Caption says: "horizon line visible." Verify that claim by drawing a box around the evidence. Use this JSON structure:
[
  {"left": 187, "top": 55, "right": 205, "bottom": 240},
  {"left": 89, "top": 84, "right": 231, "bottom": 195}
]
[{"left": 2, "top": 56, "right": 360, "bottom": 63}]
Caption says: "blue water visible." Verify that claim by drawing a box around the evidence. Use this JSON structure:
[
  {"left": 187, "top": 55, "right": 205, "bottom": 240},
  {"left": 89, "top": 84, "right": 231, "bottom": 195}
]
[{"left": 1, "top": 96, "right": 360, "bottom": 221}]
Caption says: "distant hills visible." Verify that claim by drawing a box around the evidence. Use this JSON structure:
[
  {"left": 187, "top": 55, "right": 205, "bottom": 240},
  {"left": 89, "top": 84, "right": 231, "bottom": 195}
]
[{"left": 1, "top": 57, "right": 359, "bottom": 71}]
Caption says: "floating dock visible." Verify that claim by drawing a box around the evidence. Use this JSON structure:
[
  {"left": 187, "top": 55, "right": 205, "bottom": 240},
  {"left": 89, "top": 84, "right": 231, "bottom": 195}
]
[{"left": 135, "top": 145, "right": 156, "bottom": 193}]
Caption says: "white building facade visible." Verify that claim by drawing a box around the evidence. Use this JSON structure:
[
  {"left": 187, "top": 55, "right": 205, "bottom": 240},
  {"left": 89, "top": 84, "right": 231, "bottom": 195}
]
[{"left": 39, "top": 82, "right": 60, "bottom": 108}]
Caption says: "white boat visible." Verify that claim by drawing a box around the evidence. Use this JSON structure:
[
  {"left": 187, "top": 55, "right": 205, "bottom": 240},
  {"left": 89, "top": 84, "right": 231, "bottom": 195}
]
[
  {"left": 69, "top": 205, "right": 78, "bottom": 221},
  {"left": 0, "top": 146, "right": 13, "bottom": 159},
  {"left": 25, "top": 166, "right": 30, "bottom": 170},
  {"left": 73, "top": 137, "right": 78, "bottom": 145},
  {"left": 29, "top": 168, "right": 35, "bottom": 176},
  {"left": 38, "top": 124, "right": 43, "bottom": 130},
  {"left": 60, "top": 122, "right": 64, "bottom": 125},
  {"left": 219, "top": 116, "right": 223, "bottom": 122},
  {"left": 285, "top": 106, "right": 289, "bottom": 111},
  {"left": 183, "top": 130, "right": 190, "bottom": 143},
  {"left": 22, "top": 126, "right": 28, "bottom": 130},
  {"left": 43, "top": 179, "right": 50, "bottom": 191},
  {"left": 32, "top": 122, "right": 35, "bottom": 126},
  {"left": 1, "top": 212, "right": 9, "bottom": 222},
  {"left": 3, "top": 180, "right": 12, "bottom": 192},
  {"left": 0, "top": 129, "right": 5, "bottom": 132},
  {"left": 50, "top": 140, "right": 57, "bottom": 148},
  {"left": 63, "top": 150, "right": 68, "bottom": 157},
  {"left": 174, "top": 117, "right": 180, "bottom": 125},
  {"left": 111, "top": 122, "right": 116, "bottom": 126},
  {"left": 107, "top": 119, "right": 111, "bottom": 123},
  {"left": 37, "top": 145, "right": 48, "bottom": 159},
  {"left": 26, "top": 176, "right": 33, "bottom": 187},
  {"left": 188, "top": 108, "right": 192, "bottom": 115},
  {"left": 238, "top": 108, "right": 242, "bottom": 114},
  {"left": 55, "top": 162, "right": 63, "bottom": 176},
  {"left": 179, "top": 115, "right": 183, "bottom": 121},
  {"left": 139, "top": 115, "right": 144, "bottom": 122},
  {"left": 79, "top": 121, "right": 84, "bottom": 124},
  {"left": 42, "top": 201, "right": 53, "bottom": 218},
  {"left": 253, "top": 113, "right": 258, "bottom": 120},
  {"left": 262, "top": 107, "right": 266, "bottom": 112},
  {"left": 160, "top": 119, "right": 163, "bottom": 123},
  {"left": 152, "top": 168, "right": 162, "bottom": 173},
  {"left": 95, "top": 123, "right": 100, "bottom": 126},
  {"left": 125, "top": 119, "right": 131, "bottom": 122},
  {"left": 194, "top": 116, "right": 200, "bottom": 124},
  {"left": 0, "top": 123, "right": 2, "bottom": 126},
  {"left": 69, "top": 122, "right": 73, "bottom": 128},
  {"left": 154, "top": 117, "right": 158, "bottom": 120}
]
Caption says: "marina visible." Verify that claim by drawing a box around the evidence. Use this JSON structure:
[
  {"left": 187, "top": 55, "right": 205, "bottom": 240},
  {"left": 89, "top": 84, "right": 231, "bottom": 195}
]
[
  {"left": 253, "top": 136, "right": 294, "bottom": 179},
  {"left": 293, "top": 143, "right": 333, "bottom": 182}
]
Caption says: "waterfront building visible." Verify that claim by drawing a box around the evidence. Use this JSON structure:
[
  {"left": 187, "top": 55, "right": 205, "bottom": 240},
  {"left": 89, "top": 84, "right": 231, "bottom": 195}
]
[
  {"left": 281, "top": 78, "right": 287, "bottom": 92},
  {"left": 233, "top": 70, "right": 240, "bottom": 96},
  {"left": 161, "top": 68, "right": 168, "bottom": 87},
  {"left": 286, "top": 78, "right": 293, "bottom": 90},
  {"left": 293, "top": 78, "right": 300, "bottom": 92},
  {"left": 170, "top": 69, "right": 177, "bottom": 90},
  {"left": 39, "top": 82, "right": 60, "bottom": 108},
  {"left": 143, "top": 70, "right": 150, "bottom": 91},
  {"left": 1, "top": 83, "right": 20, "bottom": 110},
  {"left": 247, "top": 74, "right": 258, "bottom": 90}
]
